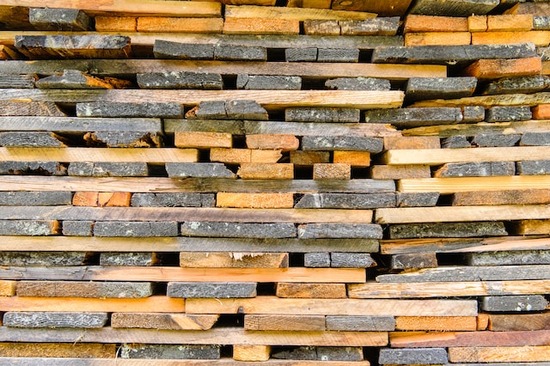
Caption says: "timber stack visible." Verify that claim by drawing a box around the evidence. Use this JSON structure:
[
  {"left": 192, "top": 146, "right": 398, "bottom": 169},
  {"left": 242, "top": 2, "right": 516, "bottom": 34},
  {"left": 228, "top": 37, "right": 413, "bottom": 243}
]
[{"left": 0, "top": 0, "right": 548, "bottom": 364}]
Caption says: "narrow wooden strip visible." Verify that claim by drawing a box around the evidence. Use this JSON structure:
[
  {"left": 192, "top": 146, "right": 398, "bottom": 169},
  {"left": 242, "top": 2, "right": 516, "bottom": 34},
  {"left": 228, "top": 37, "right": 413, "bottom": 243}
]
[
  {"left": 395, "top": 316, "right": 477, "bottom": 331},
  {"left": 0, "top": 89, "right": 404, "bottom": 110},
  {"left": 0, "top": 296, "right": 183, "bottom": 313},
  {"left": 0, "top": 327, "right": 387, "bottom": 347},
  {"left": 0, "top": 206, "right": 374, "bottom": 223},
  {"left": 0, "top": 60, "right": 441, "bottom": 80},
  {"left": 0, "top": 176, "right": 395, "bottom": 193},
  {"left": 0, "top": 148, "right": 198, "bottom": 163},
  {"left": 449, "top": 346, "right": 550, "bottom": 362},
  {"left": 383, "top": 147, "right": 550, "bottom": 165},
  {"left": 376, "top": 205, "right": 550, "bottom": 224},
  {"left": 391, "top": 330, "right": 550, "bottom": 347},
  {"left": 412, "top": 92, "right": 550, "bottom": 108},
  {"left": 0, "top": 281, "right": 16, "bottom": 296},
  {"left": 225, "top": 5, "right": 375, "bottom": 20},
  {"left": 186, "top": 297, "right": 478, "bottom": 316},
  {"left": 348, "top": 280, "right": 550, "bottom": 298},
  {"left": 381, "top": 237, "right": 550, "bottom": 255},
  {"left": 398, "top": 176, "right": 550, "bottom": 194},
  {"left": 0, "top": 344, "right": 115, "bottom": 358},
  {"left": 0, "top": 358, "right": 374, "bottom": 366},
  {"left": 0, "top": 236, "right": 379, "bottom": 253},
  {"left": 0, "top": 267, "right": 365, "bottom": 283},
  {"left": 0, "top": 117, "right": 162, "bottom": 133},
  {"left": 0, "top": 0, "right": 221, "bottom": 17}
]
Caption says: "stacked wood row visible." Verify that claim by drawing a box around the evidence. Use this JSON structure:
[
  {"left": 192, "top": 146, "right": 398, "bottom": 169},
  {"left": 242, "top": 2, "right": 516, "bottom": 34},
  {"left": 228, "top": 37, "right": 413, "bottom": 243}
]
[{"left": 0, "top": 0, "right": 548, "bottom": 364}]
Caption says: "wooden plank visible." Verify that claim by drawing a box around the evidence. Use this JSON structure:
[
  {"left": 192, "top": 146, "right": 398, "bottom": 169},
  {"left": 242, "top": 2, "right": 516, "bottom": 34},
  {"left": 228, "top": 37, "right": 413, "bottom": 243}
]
[
  {"left": 390, "top": 330, "right": 550, "bottom": 347},
  {"left": 403, "top": 120, "right": 550, "bottom": 138},
  {"left": 376, "top": 265, "right": 550, "bottom": 283},
  {"left": 0, "top": 296, "right": 184, "bottom": 313},
  {"left": 409, "top": 0, "right": 499, "bottom": 16},
  {"left": 137, "top": 17, "right": 223, "bottom": 33},
  {"left": 404, "top": 15, "right": 469, "bottom": 32},
  {"left": 95, "top": 16, "right": 137, "bottom": 32},
  {"left": 398, "top": 176, "right": 550, "bottom": 194},
  {"left": 216, "top": 193, "right": 295, "bottom": 209},
  {"left": 0, "top": 236, "right": 380, "bottom": 254},
  {"left": 111, "top": 313, "right": 218, "bottom": 330},
  {"left": 0, "top": 147, "right": 198, "bottom": 163},
  {"left": 331, "top": 0, "right": 412, "bottom": 16},
  {"left": 226, "top": 5, "right": 375, "bottom": 21},
  {"left": 412, "top": 92, "right": 550, "bottom": 108},
  {"left": 0, "top": 206, "right": 374, "bottom": 223},
  {"left": 0, "top": 359, "right": 374, "bottom": 366},
  {"left": 449, "top": 346, "right": 550, "bottom": 362},
  {"left": 376, "top": 205, "right": 550, "bottom": 224},
  {"left": 180, "top": 252, "right": 288, "bottom": 268},
  {"left": 0, "top": 267, "right": 366, "bottom": 283},
  {"left": 464, "top": 57, "right": 542, "bottom": 79},
  {"left": 0, "top": 327, "right": 387, "bottom": 347},
  {"left": 186, "top": 297, "right": 478, "bottom": 316},
  {"left": 223, "top": 18, "right": 300, "bottom": 35},
  {"left": 395, "top": 316, "right": 477, "bottom": 331},
  {"left": 453, "top": 189, "right": 550, "bottom": 205},
  {"left": 383, "top": 147, "right": 550, "bottom": 165},
  {"left": 0, "top": 343, "right": 115, "bottom": 358},
  {"left": 348, "top": 280, "right": 550, "bottom": 298},
  {"left": 233, "top": 345, "right": 270, "bottom": 362},
  {"left": 472, "top": 31, "right": 550, "bottom": 47},
  {"left": 0, "top": 89, "right": 405, "bottom": 110},
  {"left": 276, "top": 283, "right": 347, "bottom": 298},
  {"left": 0, "top": 0, "right": 221, "bottom": 17},
  {"left": 244, "top": 315, "right": 326, "bottom": 331},
  {"left": 0, "top": 176, "right": 394, "bottom": 194},
  {"left": 513, "top": 220, "right": 550, "bottom": 235},
  {"left": 0, "top": 117, "right": 161, "bottom": 133},
  {"left": 0, "top": 60, "right": 444, "bottom": 80},
  {"left": 0, "top": 281, "right": 15, "bottom": 296},
  {"left": 381, "top": 237, "right": 550, "bottom": 255},
  {"left": 405, "top": 32, "right": 471, "bottom": 46},
  {"left": 489, "top": 313, "right": 550, "bottom": 331}
]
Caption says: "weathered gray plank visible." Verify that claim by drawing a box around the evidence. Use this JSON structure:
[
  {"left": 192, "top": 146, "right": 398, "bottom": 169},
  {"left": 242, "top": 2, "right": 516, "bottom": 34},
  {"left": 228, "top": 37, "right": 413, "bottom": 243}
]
[
  {"left": 406, "top": 77, "right": 477, "bottom": 101},
  {"left": 376, "top": 265, "right": 550, "bottom": 283},
  {"left": 120, "top": 344, "right": 220, "bottom": 359},
  {"left": 302, "top": 136, "right": 383, "bottom": 153},
  {"left": 0, "top": 191, "right": 71, "bottom": 206},
  {"left": 471, "top": 133, "right": 521, "bottom": 147},
  {"left": 62, "top": 221, "right": 93, "bottom": 236},
  {"left": 486, "top": 106, "right": 532, "bottom": 122},
  {"left": 94, "top": 221, "right": 179, "bottom": 237},
  {"left": 389, "top": 222, "right": 507, "bottom": 239},
  {"left": 0, "top": 132, "right": 66, "bottom": 147},
  {"left": 434, "top": 162, "right": 516, "bottom": 177},
  {"left": 237, "top": 74, "right": 301, "bottom": 90},
  {"left": 181, "top": 222, "right": 297, "bottom": 238},
  {"left": 0, "top": 220, "right": 59, "bottom": 236},
  {"left": 483, "top": 75, "right": 550, "bottom": 95},
  {"left": 325, "top": 77, "right": 391, "bottom": 91},
  {"left": 331, "top": 253, "right": 377, "bottom": 268},
  {"left": 379, "top": 348, "right": 448, "bottom": 365},
  {"left": 364, "top": 107, "right": 462, "bottom": 127},
  {"left": 326, "top": 316, "right": 395, "bottom": 331},
  {"left": 17, "top": 281, "right": 153, "bottom": 298},
  {"left": 100, "top": 252, "right": 158, "bottom": 266},
  {"left": 466, "top": 250, "right": 550, "bottom": 266},
  {"left": 28, "top": 8, "right": 90, "bottom": 31},
  {"left": 285, "top": 107, "right": 360, "bottom": 122},
  {"left": 295, "top": 193, "right": 396, "bottom": 209},
  {"left": 517, "top": 160, "right": 550, "bottom": 175},
  {"left": 3, "top": 312, "right": 108, "bottom": 328},
  {"left": 165, "top": 163, "right": 235, "bottom": 178},
  {"left": 482, "top": 296, "right": 549, "bottom": 312},
  {"left": 137, "top": 71, "right": 223, "bottom": 90},
  {"left": 372, "top": 43, "right": 537, "bottom": 64},
  {"left": 304, "top": 252, "right": 331, "bottom": 267},
  {"left": 391, "top": 252, "right": 438, "bottom": 269},
  {"left": 0, "top": 117, "right": 161, "bottom": 133},
  {"left": 167, "top": 282, "right": 257, "bottom": 298},
  {"left": 131, "top": 193, "right": 215, "bottom": 208},
  {"left": 0, "top": 252, "right": 86, "bottom": 266},
  {"left": 298, "top": 224, "right": 383, "bottom": 239},
  {"left": 272, "top": 346, "right": 363, "bottom": 361},
  {"left": 68, "top": 162, "right": 148, "bottom": 177},
  {"left": 76, "top": 102, "right": 183, "bottom": 118},
  {"left": 409, "top": 0, "right": 499, "bottom": 16}
]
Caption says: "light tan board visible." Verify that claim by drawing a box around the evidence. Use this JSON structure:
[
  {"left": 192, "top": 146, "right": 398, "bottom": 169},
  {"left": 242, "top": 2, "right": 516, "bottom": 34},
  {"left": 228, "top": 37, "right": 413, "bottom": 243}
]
[{"left": 376, "top": 205, "right": 550, "bottom": 224}]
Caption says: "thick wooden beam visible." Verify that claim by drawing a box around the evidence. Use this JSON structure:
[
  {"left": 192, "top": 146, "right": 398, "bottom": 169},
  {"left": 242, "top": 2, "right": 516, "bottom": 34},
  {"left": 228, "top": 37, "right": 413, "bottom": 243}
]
[
  {"left": 376, "top": 205, "right": 550, "bottom": 224},
  {"left": 0, "top": 267, "right": 365, "bottom": 283},
  {"left": 0, "top": 89, "right": 404, "bottom": 110}
]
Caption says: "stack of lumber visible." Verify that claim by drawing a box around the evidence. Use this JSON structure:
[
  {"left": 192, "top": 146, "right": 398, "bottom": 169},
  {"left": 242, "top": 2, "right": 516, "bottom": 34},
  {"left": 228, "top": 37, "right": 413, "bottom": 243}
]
[{"left": 0, "top": 0, "right": 548, "bottom": 364}]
